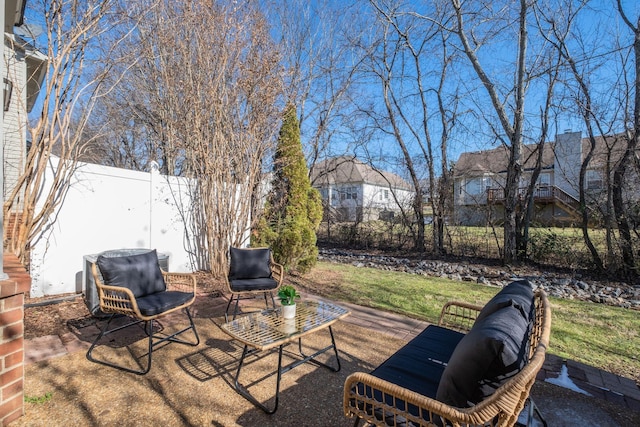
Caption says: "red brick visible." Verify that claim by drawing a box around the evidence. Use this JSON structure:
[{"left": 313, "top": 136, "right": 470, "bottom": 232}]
[
  {"left": 0, "top": 282, "right": 17, "bottom": 298},
  {"left": 0, "top": 366, "right": 23, "bottom": 387},
  {"left": 0, "top": 394, "right": 23, "bottom": 420},
  {"left": 3, "top": 406, "right": 24, "bottom": 425},
  {"left": 2, "top": 378, "right": 23, "bottom": 400},
  {"left": 3, "top": 322, "right": 23, "bottom": 341},
  {"left": 0, "top": 338, "right": 22, "bottom": 357},
  {"left": 0, "top": 308, "right": 23, "bottom": 326},
  {"left": 2, "top": 295, "right": 23, "bottom": 311},
  {"left": 4, "top": 350, "right": 22, "bottom": 369}
]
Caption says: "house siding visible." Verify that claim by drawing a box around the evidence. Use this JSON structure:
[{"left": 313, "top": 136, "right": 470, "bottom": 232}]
[
  {"left": 3, "top": 37, "right": 28, "bottom": 210},
  {"left": 452, "top": 132, "right": 640, "bottom": 227},
  {"left": 312, "top": 157, "right": 415, "bottom": 222}
]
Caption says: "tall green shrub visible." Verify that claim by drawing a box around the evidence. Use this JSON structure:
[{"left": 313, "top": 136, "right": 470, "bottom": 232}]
[{"left": 253, "top": 105, "right": 322, "bottom": 273}]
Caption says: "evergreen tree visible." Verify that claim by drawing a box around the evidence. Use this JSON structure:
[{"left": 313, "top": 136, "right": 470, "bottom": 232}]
[{"left": 253, "top": 104, "right": 322, "bottom": 273}]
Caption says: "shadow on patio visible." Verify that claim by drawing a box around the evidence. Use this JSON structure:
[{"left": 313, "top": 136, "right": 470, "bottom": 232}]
[{"left": 18, "top": 292, "right": 640, "bottom": 426}]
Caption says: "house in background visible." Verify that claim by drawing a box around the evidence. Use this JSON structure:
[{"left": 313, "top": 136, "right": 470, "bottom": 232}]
[
  {"left": 452, "top": 130, "right": 636, "bottom": 226},
  {"left": 311, "top": 156, "right": 414, "bottom": 222}
]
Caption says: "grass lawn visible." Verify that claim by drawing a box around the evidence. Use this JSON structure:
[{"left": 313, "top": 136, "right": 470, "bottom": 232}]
[{"left": 297, "top": 261, "right": 640, "bottom": 381}]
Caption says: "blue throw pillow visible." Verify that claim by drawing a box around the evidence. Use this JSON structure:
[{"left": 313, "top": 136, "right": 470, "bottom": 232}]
[
  {"left": 475, "top": 279, "right": 535, "bottom": 323},
  {"left": 96, "top": 249, "right": 166, "bottom": 298},
  {"left": 229, "top": 247, "right": 273, "bottom": 280},
  {"left": 435, "top": 303, "right": 531, "bottom": 408}
]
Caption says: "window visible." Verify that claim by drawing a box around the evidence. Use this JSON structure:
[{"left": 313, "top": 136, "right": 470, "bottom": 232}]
[
  {"left": 345, "top": 186, "right": 358, "bottom": 200},
  {"left": 3, "top": 78, "right": 12, "bottom": 112},
  {"left": 331, "top": 189, "right": 339, "bottom": 206},
  {"left": 586, "top": 170, "right": 603, "bottom": 190},
  {"left": 464, "top": 178, "right": 483, "bottom": 195},
  {"left": 538, "top": 173, "right": 550, "bottom": 186},
  {"left": 383, "top": 189, "right": 389, "bottom": 200}
]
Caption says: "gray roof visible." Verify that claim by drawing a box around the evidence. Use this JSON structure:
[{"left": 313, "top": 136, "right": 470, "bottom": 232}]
[
  {"left": 311, "top": 156, "right": 413, "bottom": 191},
  {"left": 453, "top": 134, "right": 622, "bottom": 178}
]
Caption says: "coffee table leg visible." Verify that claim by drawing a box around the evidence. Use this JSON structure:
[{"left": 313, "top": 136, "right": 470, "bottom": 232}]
[
  {"left": 234, "top": 344, "right": 283, "bottom": 414},
  {"left": 298, "top": 326, "right": 342, "bottom": 372},
  {"left": 233, "top": 326, "right": 341, "bottom": 414}
]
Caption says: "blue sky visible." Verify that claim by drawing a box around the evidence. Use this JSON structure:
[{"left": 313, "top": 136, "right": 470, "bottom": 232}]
[{"left": 20, "top": 0, "right": 640, "bottom": 180}]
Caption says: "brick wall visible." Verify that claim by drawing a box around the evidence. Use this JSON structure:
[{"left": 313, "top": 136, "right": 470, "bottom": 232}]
[{"left": 0, "top": 255, "right": 30, "bottom": 426}]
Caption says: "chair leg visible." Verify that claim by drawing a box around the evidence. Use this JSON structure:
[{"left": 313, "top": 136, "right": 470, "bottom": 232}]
[
  {"left": 87, "top": 314, "right": 153, "bottom": 375},
  {"left": 165, "top": 307, "right": 200, "bottom": 347},
  {"left": 269, "top": 291, "right": 276, "bottom": 309},
  {"left": 87, "top": 308, "right": 200, "bottom": 375},
  {"left": 225, "top": 294, "right": 243, "bottom": 322},
  {"left": 225, "top": 295, "right": 234, "bottom": 323}
]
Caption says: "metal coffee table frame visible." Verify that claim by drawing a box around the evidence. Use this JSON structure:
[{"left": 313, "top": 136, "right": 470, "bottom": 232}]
[{"left": 220, "top": 300, "right": 350, "bottom": 414}]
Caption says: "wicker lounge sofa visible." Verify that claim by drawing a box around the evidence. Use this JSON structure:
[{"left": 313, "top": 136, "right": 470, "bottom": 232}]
[{"left": 343, "top": 280, "right": 551, "bottom": 427}]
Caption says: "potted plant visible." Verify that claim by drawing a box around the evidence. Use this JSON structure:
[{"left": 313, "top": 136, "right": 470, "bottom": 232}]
[{"left": 277, "top": 285, "right": 300, "bottom": 319}]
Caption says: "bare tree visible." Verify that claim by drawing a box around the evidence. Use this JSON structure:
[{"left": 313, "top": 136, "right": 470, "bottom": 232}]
[
  {"left": 534, "top": 1, "right": 640, "bottom": 274},
  {"left": 352, "top": 1, "right": 462, "bottom": 253},
  {"left": 450, "top": 0, "right": 530, "bottom": 263},
  {"left": 614, "top": 1, "right": 639, "bottom": 277},
  {"left": 4, "top": 0, "right": 121, "bottom": 265},
  {"left": 266, "top": 0, "right": 366, "bottom": 175},
  {"left": 97, "top": 0, "right": 284, "bottom": 275}
]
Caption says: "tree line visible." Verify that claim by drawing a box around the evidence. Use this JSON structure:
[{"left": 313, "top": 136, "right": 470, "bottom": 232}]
[{"left": 5, "top": 0, "right": 640, "bottom": 278}]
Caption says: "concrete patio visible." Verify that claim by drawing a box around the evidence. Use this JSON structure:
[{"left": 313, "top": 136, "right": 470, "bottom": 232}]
[{"left": 19, "top": 292, "right": 640, "bottom": 426}]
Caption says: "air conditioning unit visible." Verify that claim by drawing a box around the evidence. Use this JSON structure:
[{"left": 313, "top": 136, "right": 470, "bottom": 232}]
[{"left": 83, "top": 249, "right": 170, "bottom": 317}]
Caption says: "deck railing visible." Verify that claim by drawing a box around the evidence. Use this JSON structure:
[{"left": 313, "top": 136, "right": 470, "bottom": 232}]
[{"left": 486, "top": 185, "right": 580, "bottom": 210}]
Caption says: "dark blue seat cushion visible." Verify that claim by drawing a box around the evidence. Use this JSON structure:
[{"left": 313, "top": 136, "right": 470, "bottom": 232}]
[
  {"left": 354, "top": 325, "right": 464, "bottom": 423},
  {"left": 229, "top": 247, "right": 273, "bottom": 280},
  {"left": 229, "top": 277, "right": 279, "bottom": 292},
  {"left": 96, "top": 250, "right": 166, "bottom": 298},
  {"left": 136, "top": 291, "right": 194, "bottom": 316}
]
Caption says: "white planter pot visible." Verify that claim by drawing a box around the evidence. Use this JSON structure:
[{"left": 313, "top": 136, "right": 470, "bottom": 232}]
[
  {"left": 282, "top": 303, "right": 297, "bottom": 319},
  {"left": 282, "top": 318, "right": 297, "bottom": 334}
]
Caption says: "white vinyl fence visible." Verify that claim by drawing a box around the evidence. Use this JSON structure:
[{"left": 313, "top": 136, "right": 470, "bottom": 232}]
[{"left": 29, "top": 157, "right": 202, "bottom": 297}]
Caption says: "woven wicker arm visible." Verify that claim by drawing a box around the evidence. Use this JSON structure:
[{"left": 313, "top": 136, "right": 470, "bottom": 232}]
[
  {"left": 438, "top": 301, "right": 483, "bottom": 333},
  {"left": 163, "top": 271, "right": 197, "bottom": 294},
  {"left": 344, "top": 291, "right": 551, "bottom": 427},
  {"left": 91, "top": 263, "right": 197, "bottom": 322},
  {"left": 270, "top": 256, "right": 284, "bottom": 287}
]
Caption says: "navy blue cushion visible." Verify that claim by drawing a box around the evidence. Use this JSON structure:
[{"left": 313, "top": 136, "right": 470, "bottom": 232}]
[
  {"left": 229, "top": 247, "right": 273, "bottom": 280},
  {"left": 136, "top": 291, "right": 194, "bottom": 316},
  {"left": 96, "top": 250, "right": 166, "bottom": 298},
  {"left": 476, "top": 279, "right": 535, "bottom": 323},
  {"left": 353, "top": 325, "right": 464, "bottom": 424},
  {"left": 436, "top": 303, "right": 531, "bottom": 408},
  {"left": 372, "top": 325, "right": 464, "bottom": 398},
  {"left": 229, "top": 277, "right": 279, "bottom": 292}
]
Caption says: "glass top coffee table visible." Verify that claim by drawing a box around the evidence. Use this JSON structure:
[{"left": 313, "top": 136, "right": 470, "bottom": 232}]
[{"left": 221, "top": 300, "right": 350, "bottom": 414}]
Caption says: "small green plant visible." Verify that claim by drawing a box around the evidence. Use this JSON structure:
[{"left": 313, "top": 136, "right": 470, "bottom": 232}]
[
  {"left": 24, "top": 392, "right": 53, "bottom": 404},
  {"left": 277, "top": 285, "right": 300, "bottom": 306}
]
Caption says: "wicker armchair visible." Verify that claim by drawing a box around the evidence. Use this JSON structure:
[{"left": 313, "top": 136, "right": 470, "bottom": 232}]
[
  {"left": 224, "top": 247, "right": 284, "bottom": 321},
  {"left": 344, "top": 289, "right": 551, "bottom": 427},
  {"left": 87, "top": 249, "right": 200, "bottom": 374}
]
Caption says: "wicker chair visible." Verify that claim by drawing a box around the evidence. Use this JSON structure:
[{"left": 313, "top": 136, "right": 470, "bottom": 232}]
[
  {"left": 344, "top": 288, "right": 551, "bottom": 427},
  {"left": 224, "top": 247, "right": 284, "bottom": 322},
  {"left": 87, "top": 249, "right": 200, "bottom": 375}
]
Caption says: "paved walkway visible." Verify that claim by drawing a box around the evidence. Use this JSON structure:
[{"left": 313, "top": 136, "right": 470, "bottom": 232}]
[{"left": 25, "top": 292, "right": 640, "bottom": 418}]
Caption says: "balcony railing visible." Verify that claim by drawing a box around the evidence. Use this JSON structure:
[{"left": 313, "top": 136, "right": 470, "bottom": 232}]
[{"left": 486, "top": 185, "right": 579, "bottom": 209}]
